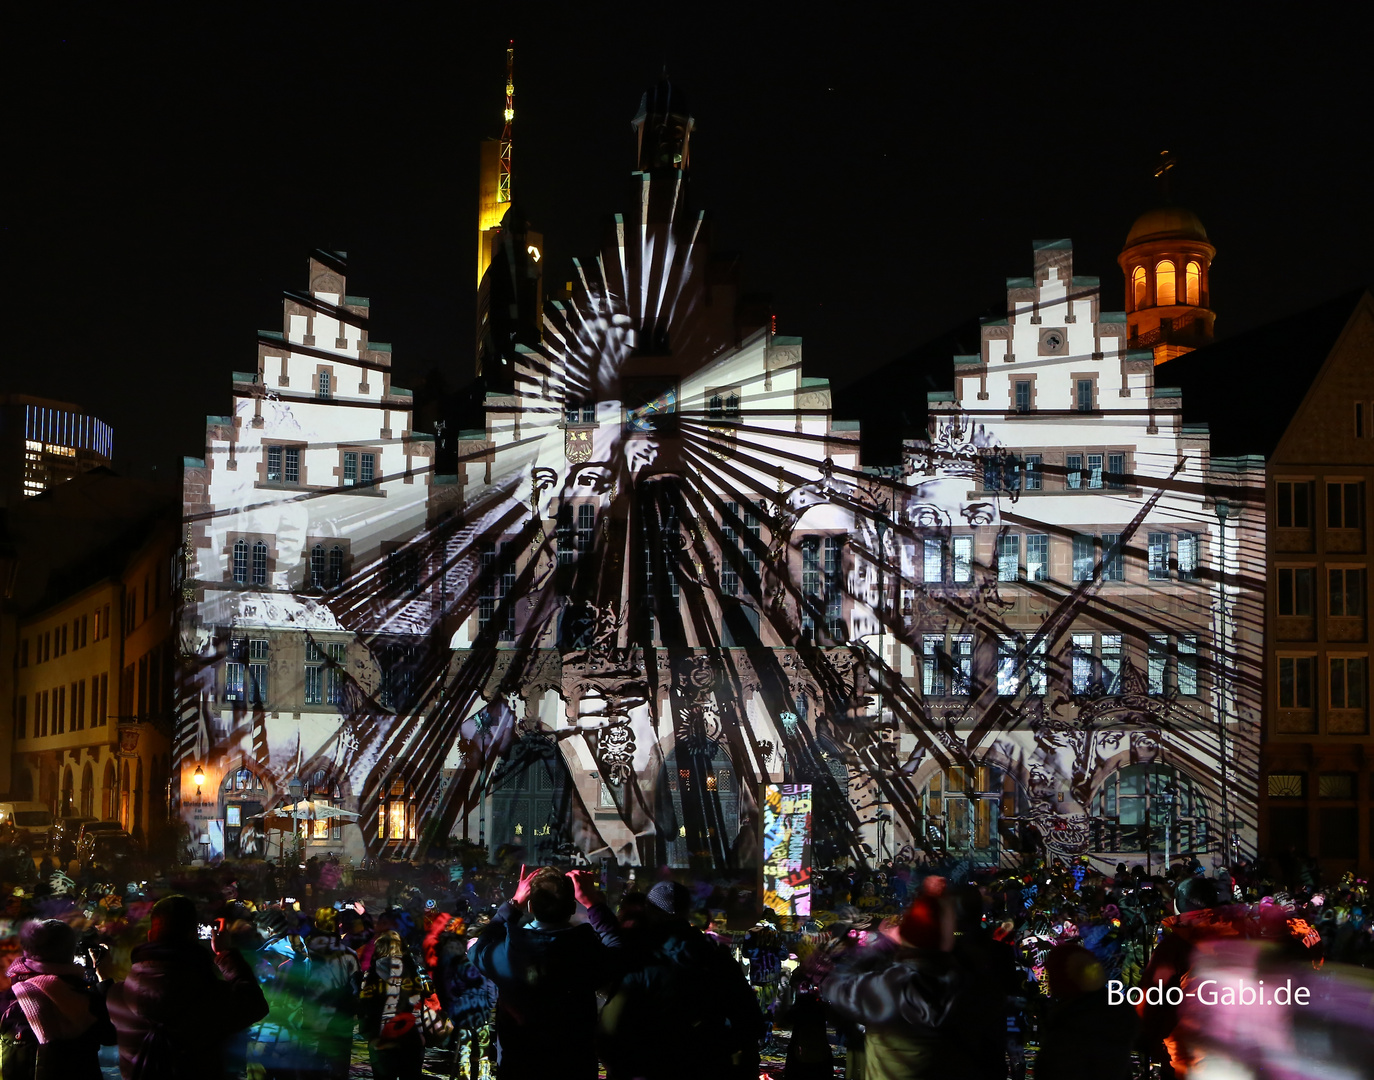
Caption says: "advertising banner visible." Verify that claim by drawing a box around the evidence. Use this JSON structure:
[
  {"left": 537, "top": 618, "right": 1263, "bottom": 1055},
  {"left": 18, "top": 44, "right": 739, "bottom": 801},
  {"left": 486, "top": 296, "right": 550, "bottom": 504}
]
[{"left": 762, "top": 783, "right": 812, "bottom": 916}]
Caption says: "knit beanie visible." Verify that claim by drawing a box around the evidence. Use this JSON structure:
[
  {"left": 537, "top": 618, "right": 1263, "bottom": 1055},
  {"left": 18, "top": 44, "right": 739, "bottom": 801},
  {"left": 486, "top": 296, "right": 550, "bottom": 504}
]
[{"left": 646, "top": 881, "right": 690, "bottom": 918}]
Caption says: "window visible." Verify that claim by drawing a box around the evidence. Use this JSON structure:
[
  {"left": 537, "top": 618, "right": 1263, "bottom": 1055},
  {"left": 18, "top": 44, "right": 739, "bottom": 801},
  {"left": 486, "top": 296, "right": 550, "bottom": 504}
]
[
  {"left": 16, "top": 697, "right": 25, "bottom": 740},
  {"left": 311, "top": 545, "right": 325, "bottom": 587},
  {"left": 1015, "top": 381, "right": 1031, "bottom": 413},
  {"left": 500, "top": 542, "right": 517, "bottom": 640},
  {"left": 343, "top": 452, "right": 357, "bottom": 486},
  {"left": 565, "top": 401, "right": 596, "bottom": 424},
  {"left": 1076, "top": 380, "right": 1094, "bottom": 413},
  {"left": 1185, "top": 261, "right": 1201, "bottom": 306},
  {"left": 1357, "top": 403, "right": 1366, "bottom": 439},
  {"left": 1277, "top": 481, "right": 1312, "bottom": 528},
  {"left": 720, "top": 513, "right": 739, "bottom": 596},
  {"left": 1026, "top": 535, "right": 1049, "bottom": 581},
  {"left": 1329, "top": 568, "right": 1365, "bottom": 617},
  {"left": 1177, "top": 533, "right": 1200, "bottom": 581},
  {"left": 1092, "top": 764, "right": 1208, "bottom": 855},
  {"left": 232, "top": 539, "right": 248, "bottom": 584},
  {"left": 326, "top": 642, "right": 346, "bottom": 704},
  {"left": 923, "top": 538, "right": 944, "bottom": 583},
  {"left": 304, "top": 641, "right": 324, "bottom": 704},
  {"left": 1132, "top": 266, "right": 1147, "bottom": 309},
  {"left": 1148, "top": 533, "right": 1170, "bottom": 580},
  {"left": 1102, "top": 534, "right": 1124, "bottom": 582},
  {"left": 1101, "top": 634, "right": 1123, "bottom": 693},
  {"left": 317, "top": 370, "right": 331, "bottom": 399},
  {"left": 1024, "top": 455, "right": 1042, "bottom": 491},
  {"left": 1279, "top": 568, "right": 1315, "bottom": 615},
  {"left": 1072, "top": 634, "right": 1094, "bottom": 695},
  {"left": 1156, "top": 260, "right": 1176, "bottom": 306},
  {"left": 1026, "top": 638, "right": 1047, "bottom": 695},
  {"left": 1328, "top": 482, "right": 1362, "bottom": 529},
  {"left": 1278, "top": 656, "right": 1314, "bottom": 709},
  {"left": 824, "top": 535, "right": 843, "bottom": 639},
  {"left": 1087, "top": 454, "right": 1103, "bottom": 490},
  {"left": 1072, "top": 534, "right": 1095, "bottom": 582},
  {"left": 922, "top": 634, "right": 973, "bottom": 698},
  {"left": 224, "top": 652, "right": 246, "bottom": 702},
  {"left": 252, "top": 540, "right": 268, "bottom": 586},
  {"left": 328, "top": 546, "right": 344, "bottom": 587},
  {"left": 997, "top": 534, "right": 1019, "bottom": 582},
  {"left": 707, "top": 390, "right": 741, "bottom": 420},
  {"left": 1107, "top": 452, "right": 1126, "bottom": 490},
  {"left": 1267, "top": 773, "right": 1305, "bottom": 798},
  {"left": 479, "top": 542, "right": 496, "bottom": 632},
  {"left": 801, "top": 537, "right": 821, "bottom": 642},
  {"left": 1000, "top": 634, "right": 1022, "bottom": 695},
  {"left": 922, "top": 635, "right": 946, "bottom": 698},
  {"left": 267, "top": 445, "right": 282, "bottom": 482},
  {"left": 949, "top": 635, "right": 973, "bottom": 696},
  {"left": 1178, "top": 635, "right": 1198, "bottom": 696},
  {"left": 248, "top": 639, "right": 269, "bottom": 706},
  {"left": 577, "top": 504, "right": 595, "bottom": 555},
  {"left": 1318, "top": 772, "right": 1355, "bottom": 799},
  {"left": 1148, "top": 635, "right": 1169, "bottom": 696},
  {"left": 952, "top": 536, "right": 973, "bottom": 584},
  {"left": 285, "top": 446, "right": 299, "bottom": 484},
  {"left": 360, "top": 453, "right": 375, "bottom": 486},
  {"left": 1329, "top": 657, "right": 1366, "bottom": 710},
  {"left": 1066, "top": 454, "right": 1083, "bottom": 490},
  {"left": 556, "top": 508, "right": 575, "bottom": 567}
]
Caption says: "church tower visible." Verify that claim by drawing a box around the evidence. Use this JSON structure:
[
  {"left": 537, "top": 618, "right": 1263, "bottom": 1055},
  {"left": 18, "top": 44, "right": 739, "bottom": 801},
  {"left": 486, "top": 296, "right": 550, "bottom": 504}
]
[{"left": 1118, "top": 153, "right": 1216, "bottom": 365}]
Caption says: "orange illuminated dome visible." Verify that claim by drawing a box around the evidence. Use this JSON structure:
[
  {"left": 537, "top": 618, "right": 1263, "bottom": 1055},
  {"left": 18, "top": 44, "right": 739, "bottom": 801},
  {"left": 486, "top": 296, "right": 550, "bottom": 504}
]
[{"left": 1119, "top": 204, "right": 1216, "bottom": 365}]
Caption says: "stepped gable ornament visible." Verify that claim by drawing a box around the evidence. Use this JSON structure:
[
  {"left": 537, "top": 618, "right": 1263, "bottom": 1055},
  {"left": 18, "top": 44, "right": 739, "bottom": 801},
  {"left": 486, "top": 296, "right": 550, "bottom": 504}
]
[{"left": 907, "top": 417, "right": 992, "bottom": 479}]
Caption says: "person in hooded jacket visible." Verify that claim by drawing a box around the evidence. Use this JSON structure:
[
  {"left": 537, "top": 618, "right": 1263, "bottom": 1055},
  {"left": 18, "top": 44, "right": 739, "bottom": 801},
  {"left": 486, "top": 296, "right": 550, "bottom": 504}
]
[
  {"left": 820, "top": 891, "right": 960, "bottom": 1080},
  {"left": 104, "top": 894, "right": 270, "bottom": 1080},
  {"left": 0, "top": 919, "right": 116, "bottom": 1080},
  {"left": 1032, "top": 941, "right": 1137, "bottom": 1080},
  {"left": 473, "top": 866, "right": 622, "bottom": 1080},
  {"left": 600, "top": 880, "right": 763, "bottom": 1080}
]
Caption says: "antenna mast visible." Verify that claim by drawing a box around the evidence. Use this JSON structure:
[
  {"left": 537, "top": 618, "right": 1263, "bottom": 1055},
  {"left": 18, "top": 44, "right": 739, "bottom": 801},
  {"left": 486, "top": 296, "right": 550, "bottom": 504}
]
[{"left": 498, "top": 42, "right": 514, "bottom": 206}]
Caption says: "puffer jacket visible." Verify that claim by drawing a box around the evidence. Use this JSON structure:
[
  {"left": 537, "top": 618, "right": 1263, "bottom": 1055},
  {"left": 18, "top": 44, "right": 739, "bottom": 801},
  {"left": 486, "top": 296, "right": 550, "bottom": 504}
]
[
  {"left": 104, "top": 941, "right": 269, "bottom": 1080},
  {"left": 0, "top": 956, "right": 115, "bottom": 1080}
]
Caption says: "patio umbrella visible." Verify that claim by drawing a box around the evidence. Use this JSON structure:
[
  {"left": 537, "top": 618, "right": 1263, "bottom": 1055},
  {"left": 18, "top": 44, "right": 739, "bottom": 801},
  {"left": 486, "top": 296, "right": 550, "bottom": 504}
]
[{"left": 250, "top": 799, "right": 361, "bottom": 861}]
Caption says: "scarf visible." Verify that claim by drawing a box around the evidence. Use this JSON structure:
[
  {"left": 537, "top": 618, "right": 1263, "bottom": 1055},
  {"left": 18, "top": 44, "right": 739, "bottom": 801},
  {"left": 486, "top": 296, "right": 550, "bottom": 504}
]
[{"left": 6, "top": 957, "right": 96, "bottom": 1045}]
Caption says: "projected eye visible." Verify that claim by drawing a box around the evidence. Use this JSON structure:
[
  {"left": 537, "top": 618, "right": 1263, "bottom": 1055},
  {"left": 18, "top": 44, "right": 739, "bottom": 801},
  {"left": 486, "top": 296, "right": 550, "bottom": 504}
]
[
  {"left": 961, "top": 502, "right": 996, "bottom": 526},
  {"left": 909, "top": 505, "right": 951, "bottom": 528}
]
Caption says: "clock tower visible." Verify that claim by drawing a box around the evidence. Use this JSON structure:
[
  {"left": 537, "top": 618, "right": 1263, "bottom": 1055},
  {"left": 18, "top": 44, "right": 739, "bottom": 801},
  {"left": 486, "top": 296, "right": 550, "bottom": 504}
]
[{"left": 1118, "top": 155, "right": 1216, "bottom": 365}]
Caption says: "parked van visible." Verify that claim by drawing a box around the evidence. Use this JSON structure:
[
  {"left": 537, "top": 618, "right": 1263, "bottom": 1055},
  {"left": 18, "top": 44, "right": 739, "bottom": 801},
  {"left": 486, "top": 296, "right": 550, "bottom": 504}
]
[{"left": 0, "top": 802, "right": 54, "bottom": 849}]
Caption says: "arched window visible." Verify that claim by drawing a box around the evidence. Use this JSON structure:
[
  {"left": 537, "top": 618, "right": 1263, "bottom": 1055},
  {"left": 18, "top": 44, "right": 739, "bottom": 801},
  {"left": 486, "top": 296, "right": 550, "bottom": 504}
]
[
  {"left": 1090, "top": 763, "right": 1208, "bottom": 856},
  {"left": 61, "top": 767, "right": 74, "bottom": 817},
  {"left": 1155, "top": 260, "right": 1176, "bottom": 307},
  {"left": 81, "top": 764, "right": 95, "bottom": 819},
  {"left": 329, "top": 546, "right": 345, "bottom": 588},
  {"left": 1132, "top": 266, "right": 1147, "bottom": 310},
  {"left": 232, "top": 540, "right": 248, "bottom": 584},
  {"left": 102, "top": 762, "right": 117, "bottom": 821},
  {"left": 1185, "top": 261, "right": 1201, "bottom": 306},
  {"left": 251, "top": 541, "right": 268, "bottom": 586},
  {"left": 311, "top": 544, "right": 325, "bottom": 587}
]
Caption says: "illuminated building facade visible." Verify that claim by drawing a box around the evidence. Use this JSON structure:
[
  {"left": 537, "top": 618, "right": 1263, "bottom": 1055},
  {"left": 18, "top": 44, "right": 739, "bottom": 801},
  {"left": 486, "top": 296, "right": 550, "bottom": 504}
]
[
  {"left": 176, "top": 82, "right": 1264, "bottom": 875},
  {"left": 1118, "top": 204, "right": 1216, "bottom": 364},
  {"left": 2, "top": 472, "right": 175, "bottom": 842},
  {"left": 0, "top": 395, "right": 114, "bottom": 508}
]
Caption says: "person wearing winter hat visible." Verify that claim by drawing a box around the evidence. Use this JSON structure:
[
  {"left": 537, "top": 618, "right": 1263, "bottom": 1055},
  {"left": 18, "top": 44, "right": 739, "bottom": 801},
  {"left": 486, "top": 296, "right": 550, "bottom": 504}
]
[
  {"left": 600, "top": 879, "right": 762, "bottom": 1080},
  {"left": 0, "top": 919, "right": 116, "bottom": 1080}
]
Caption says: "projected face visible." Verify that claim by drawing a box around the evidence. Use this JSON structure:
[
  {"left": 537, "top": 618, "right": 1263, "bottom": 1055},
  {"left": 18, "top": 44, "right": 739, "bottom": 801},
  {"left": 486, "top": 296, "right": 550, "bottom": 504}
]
[{"left": 906, "top": 476, "right": 999, "bottom": 530}]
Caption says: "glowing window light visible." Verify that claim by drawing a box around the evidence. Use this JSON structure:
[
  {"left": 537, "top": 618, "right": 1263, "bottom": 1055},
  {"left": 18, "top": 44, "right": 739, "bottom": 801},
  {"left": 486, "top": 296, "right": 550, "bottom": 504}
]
[
  {"left": 1155, "top": 260, "right": 1176, "bottom": 306},
  {"left": 1185, "top": 261, "right": 1201, "bottom": 305}
]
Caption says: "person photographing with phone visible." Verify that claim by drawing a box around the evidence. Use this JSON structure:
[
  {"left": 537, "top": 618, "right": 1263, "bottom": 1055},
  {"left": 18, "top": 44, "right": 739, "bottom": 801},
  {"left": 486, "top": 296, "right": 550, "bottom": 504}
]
[
  {"left": 104, "top": 894, "right": 269, "bottom": 1080},
  {"left": 0, "top": 919, "right": 116, "bottom": 1080}
]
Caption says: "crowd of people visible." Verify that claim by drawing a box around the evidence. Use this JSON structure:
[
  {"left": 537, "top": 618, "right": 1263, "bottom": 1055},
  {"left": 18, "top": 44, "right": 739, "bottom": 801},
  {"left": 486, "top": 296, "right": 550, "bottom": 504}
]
[{"left": 0, "top": 842, "right": 1368, "bottom": 1079}]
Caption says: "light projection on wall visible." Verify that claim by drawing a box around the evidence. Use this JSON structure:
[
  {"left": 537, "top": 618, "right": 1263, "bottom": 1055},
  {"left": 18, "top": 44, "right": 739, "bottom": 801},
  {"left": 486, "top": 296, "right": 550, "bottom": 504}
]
[
  {"left": 763, "top": 783, "right": 813, "bottom": 916},
  {"left": 175, "top": 93, "right": 1264, "bottom": 874}
]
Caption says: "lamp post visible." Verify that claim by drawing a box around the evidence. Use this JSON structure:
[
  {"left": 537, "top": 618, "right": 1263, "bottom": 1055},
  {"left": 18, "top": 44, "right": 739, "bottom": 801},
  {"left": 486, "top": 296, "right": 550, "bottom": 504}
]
[
  {"left": 1214, "top": 498, "right": 1231, "bottom": 865},
  {"left": 288, "top": 777, "right": 305, "bottom": 865}
]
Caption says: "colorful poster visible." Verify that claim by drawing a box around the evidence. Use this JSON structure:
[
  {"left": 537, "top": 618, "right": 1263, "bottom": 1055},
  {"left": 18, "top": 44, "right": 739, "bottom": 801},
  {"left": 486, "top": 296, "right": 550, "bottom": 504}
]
[{"left": 762, "top": 783, "right": 812, "bottom": 916}]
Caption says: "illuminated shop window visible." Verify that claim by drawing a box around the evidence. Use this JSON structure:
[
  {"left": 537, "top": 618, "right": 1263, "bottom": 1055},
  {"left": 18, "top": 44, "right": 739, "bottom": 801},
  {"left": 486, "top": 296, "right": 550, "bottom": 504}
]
[
  {"left": 1155, "top": 260, "right": 1176, "bottom": 306},
  {"left": 1185, "top": 261, "right": 1201, "bottom": 306}
]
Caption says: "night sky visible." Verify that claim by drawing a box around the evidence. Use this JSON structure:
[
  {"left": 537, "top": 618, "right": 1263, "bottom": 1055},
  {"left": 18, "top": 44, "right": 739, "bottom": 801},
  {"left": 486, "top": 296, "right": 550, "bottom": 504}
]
[{"left": 7, "top": 6, "right": 1371, "bottom": 479}]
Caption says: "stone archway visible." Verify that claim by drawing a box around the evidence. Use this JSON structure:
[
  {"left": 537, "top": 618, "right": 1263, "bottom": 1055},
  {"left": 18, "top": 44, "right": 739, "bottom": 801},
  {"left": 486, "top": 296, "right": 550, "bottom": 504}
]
[
  {"left": 102, "top": 761, "right": 117, "bottom": 821},
  {"left": 81, "top": 764, "right": 95, "bottom": 819}
]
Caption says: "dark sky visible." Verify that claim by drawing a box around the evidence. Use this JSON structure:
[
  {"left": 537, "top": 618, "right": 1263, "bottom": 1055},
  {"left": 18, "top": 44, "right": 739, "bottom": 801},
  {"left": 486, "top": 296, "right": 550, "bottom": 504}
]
[{"left": 7, "top": 5, "right": 1371, "bottom": 478}]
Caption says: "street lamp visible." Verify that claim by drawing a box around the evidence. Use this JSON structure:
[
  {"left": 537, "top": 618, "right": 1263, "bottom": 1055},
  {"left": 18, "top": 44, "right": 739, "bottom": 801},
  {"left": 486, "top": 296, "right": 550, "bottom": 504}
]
[{"left": 193, "top": 765, "right": 204, "bottom": 801}]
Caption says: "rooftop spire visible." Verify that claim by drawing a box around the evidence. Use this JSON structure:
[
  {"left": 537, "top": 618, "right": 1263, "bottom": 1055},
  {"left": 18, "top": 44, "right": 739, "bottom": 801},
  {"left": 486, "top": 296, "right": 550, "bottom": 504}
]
[
  {"left": 499, "top": 41, "right": 514, "bottom": 206},
  {"left": 1154, "top": 149, "right": 1176, "bottom": 203}
]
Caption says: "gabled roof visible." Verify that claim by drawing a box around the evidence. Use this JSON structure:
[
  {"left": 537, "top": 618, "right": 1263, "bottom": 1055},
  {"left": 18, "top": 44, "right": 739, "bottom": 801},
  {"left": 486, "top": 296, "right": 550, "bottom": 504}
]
[{"left": 1159, "top": 289, "right": 1369, "bottom": 458}]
